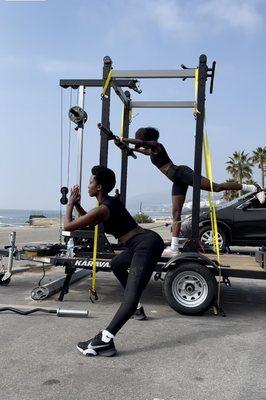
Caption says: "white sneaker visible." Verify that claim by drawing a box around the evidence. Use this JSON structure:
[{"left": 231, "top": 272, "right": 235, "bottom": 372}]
[
  {"left": 256, "top": 190, "right": 265, "bottom": 204},
  {"left": 252, "top": 184, "right": 265, "bottom": 204},
  {"left": 162, "top": 246, "right": 180, "bottom": 257}
]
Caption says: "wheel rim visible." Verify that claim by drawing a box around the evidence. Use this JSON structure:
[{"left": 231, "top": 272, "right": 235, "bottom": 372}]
[
  {"left": 200, "top": 230, "right": 224, "bottom": 249},
  {"left": 171, "top": 270, "right": 208, "bottom": 308}
]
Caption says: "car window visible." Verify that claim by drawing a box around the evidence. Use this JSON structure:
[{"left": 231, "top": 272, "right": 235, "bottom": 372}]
[
  {"left": 225, "top": 192, "right": 251, "bottom": 208},
  {"left": 244, "top": 198, "right": 266, "bottom": 209}
]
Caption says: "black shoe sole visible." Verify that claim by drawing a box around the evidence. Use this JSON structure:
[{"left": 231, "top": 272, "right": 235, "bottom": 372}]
[
  {"left": 132, "top": 306, "right": 147, "bottom": 321},
  {"left": 77, "top": 345, "right": 117, "bottom": 357},
  {"left": 134, "top": 314, "right": 147, "bottom": 321}
]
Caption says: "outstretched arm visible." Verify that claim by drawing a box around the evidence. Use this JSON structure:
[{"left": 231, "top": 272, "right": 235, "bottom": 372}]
[
  {"left": 64, "top": 204, "right": 109, "bottom": 231},
  {"left": 121, "top": 137, "right": 160, "bottom": 152},
  {"left": 133, "top": 148, "right": 150, "bottom": 156}
]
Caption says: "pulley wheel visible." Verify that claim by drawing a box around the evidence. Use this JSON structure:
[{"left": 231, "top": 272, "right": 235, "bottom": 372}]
[{"left": 68, "top": 106, "right": 87, "bottom": 125}]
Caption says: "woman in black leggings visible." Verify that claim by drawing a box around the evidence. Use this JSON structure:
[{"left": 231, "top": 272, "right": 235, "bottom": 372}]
[
  {"left": 119, "top": 127, "right": 265, "bottom": 257},
  {"left": 64, "top": 165, "right": 164, "bottom": 357}
]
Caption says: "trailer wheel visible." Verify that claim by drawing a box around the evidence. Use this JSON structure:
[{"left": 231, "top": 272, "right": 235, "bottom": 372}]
[
  {"left": 163, "top": 262, "right": 217, "bottom": 315},
  {"left": 0, "top": 273, "right": 11, "bottom": 286}
]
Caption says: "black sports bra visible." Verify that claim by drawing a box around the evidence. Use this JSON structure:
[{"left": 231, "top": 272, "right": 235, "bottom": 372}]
[
  {"left": 101, "top": 196, "right": 137, "bottom": 239},
  {"left": 150, "top": 144, "right": 172, "bottom": 169}
]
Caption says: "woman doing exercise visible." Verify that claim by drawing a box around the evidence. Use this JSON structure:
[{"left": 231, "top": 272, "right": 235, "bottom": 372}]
[
  {"left": 64, "top": 165, "right": 164, "bottom": 357},
  {"left": 119, "top": 127, "right": 265, "bottom": 257}
]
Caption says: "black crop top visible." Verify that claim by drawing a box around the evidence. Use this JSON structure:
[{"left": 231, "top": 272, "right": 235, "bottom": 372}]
[
  {"left": 100, "top": 196, "right": 138, "bottom": 239},
  {"left": 150, "top": 144, "right": 172, "bottom": 169}
]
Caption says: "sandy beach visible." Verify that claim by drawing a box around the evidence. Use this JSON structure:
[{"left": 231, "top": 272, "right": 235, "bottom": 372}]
[{"left": 0, "top": 222, "right": 172, "bottom": 248}]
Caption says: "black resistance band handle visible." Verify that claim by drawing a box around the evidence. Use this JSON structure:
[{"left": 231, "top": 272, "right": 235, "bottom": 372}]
[
  {"left": 60, "top": 186, "right": 68, "bottom": 205},
  {"left": 97, "top": 123, "right": 115, "bottom": 139},
  {"left": 97, "top": 123, "right": 137, "bottom": 159}
]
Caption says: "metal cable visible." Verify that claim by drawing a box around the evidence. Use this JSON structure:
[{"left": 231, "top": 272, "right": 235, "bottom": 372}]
[
  {"left": 59, "top": 88, "right": 64, "bottom": 243},
  {"left": 67, "top": 88, "right": 73, "bottom": 188},
  {"left": 37, "top": 263, "right": 46, "bottom": 286}
]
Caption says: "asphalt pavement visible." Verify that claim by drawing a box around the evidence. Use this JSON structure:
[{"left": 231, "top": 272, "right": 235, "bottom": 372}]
[{"left": 0, "top": 265, "right": 266, "bottom": 400}]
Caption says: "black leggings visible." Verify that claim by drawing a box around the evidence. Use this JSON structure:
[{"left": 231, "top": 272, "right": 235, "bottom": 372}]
[
  {"left": 166, "top": 164, "right": 195, "bottom": 196},
  {"left": 106, "top": 230, "right": 164, "bottom": 335}
]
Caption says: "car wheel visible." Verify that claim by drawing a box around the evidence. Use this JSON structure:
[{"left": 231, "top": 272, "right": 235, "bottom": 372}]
[
  {"left": 199, "top": 225, "right": 227, "bottom": 252},
  {"left": 162, "top": 262, "right": 217, "bottom": 315}
]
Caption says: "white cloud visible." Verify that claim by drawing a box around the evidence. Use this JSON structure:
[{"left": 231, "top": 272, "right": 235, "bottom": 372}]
[
  {"left": 0, "top": 54, "right": 96, "bottom": 74},
  {"left": 74, "top": 0, "right": 263, "bottom": 52},
  {"left": 147, "top": 0, "right": 191, "bottom": 35},
  {"left": 130, "top": 0, "right": 263, "bottom": 38},
  {"left": 40, "top": 59, "right": 94, "bottom": 74},
  {"left": 198, "top": 0, "right": 262, "bottom": 33}
]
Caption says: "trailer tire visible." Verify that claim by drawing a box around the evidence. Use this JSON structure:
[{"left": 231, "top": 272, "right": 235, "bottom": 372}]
[{"left": 163, "top": 262, "right": 217, "bottom": 315}]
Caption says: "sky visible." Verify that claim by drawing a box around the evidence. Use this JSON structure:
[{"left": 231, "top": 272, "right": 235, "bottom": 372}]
[{"left": 0, "top": 0, "right": 266, "bottom": 211}]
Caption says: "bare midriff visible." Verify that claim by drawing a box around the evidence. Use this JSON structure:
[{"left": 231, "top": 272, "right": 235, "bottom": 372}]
[
  {"left": 118, "top": 226, "right": 146, "bottom": 244},
  {"left": 159, "top": 161, "right": 174, "bottom": 175}
]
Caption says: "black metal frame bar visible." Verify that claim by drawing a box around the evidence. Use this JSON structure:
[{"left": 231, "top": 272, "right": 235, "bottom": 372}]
[
  {"left": 59, "top": 79, "right": 133, "bottom": 88},
  {"left": 120, "top": 91, "right": 131, "bottom": 205},
  {"left": 187, "top": 54, "right": 208, "bottom": 252},
  {"left": 112, "top": 81, "right": 130, "bottom": 106},
  {"left": 60, "top": 54, "right": 214, "bottom": 249},
  {"left": 108, "top": 54, "right": 210, "bottom": 252},
  {"left": 99, "top": 58, "right": 112, "bottom": 167}
]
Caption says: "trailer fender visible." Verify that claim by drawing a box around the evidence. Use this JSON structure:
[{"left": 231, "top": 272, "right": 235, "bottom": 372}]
[{"left": 161, "top": 252, "right": 221, "bottom": 275}]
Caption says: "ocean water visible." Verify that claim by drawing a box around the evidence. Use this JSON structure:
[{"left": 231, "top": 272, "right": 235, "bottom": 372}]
[
  {"left": 0, "top": 209, "right": 60, "bottom": 227},
  {"left": 0, "top": 208, "right": 172, "bottom": 227}
]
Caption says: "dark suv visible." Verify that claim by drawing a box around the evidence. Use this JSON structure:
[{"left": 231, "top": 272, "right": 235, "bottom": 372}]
[{"left": 181, "top": 191, "right": 266, "bottom": 251}]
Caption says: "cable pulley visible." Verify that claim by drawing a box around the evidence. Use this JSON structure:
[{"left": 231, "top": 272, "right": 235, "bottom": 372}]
[{"left": 68, "top": 106, "right": 88, "bottom": 130}]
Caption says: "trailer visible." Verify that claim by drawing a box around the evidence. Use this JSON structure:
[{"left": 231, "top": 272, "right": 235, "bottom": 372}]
[{"left": 1, "top": 228, "right": 265, "bottom": 316}]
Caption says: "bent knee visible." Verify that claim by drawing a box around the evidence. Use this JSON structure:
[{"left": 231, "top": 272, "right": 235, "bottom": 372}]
[
  {"left": 110, "top": 260, "right": 121, "bottom": 273},
  {"left": 172, "top": 211, "right": 182, "bottom": 221}
]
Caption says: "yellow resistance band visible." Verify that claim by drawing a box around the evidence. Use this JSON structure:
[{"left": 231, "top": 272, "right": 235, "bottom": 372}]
[
  {"left": 203, "top": 131, "right": 220, "bottom": 262},
  {"left": 129, "top": 108, "right": 133, "bottom": 124},
  {"left": 194, "top": 68, "right": 200, "bottom": 116},
  {"left": 203, "top": 129, "right": 222, "bottom": 309},
  {"left": 120, "top": 103, "right": 133, "bottom": 156},
  {"left": 89, "top": 202, "right": 99, "bottom": 301},
  {"left": 120, "top": 105, "right": 124, "bottom": 135},
  {"left": 120, "top": 106, "right": 124, "bottom": 160},
  {"left": 102, "top": 70, "right": 113, "bottom": 98}
]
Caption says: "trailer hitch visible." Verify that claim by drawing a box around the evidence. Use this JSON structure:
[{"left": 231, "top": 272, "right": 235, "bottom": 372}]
[
  {"left": 154, "top": 272, "right": 163, "bottom": 281},
  {"left": 222, "top": 275, "right": 231, "bottom": 287}
]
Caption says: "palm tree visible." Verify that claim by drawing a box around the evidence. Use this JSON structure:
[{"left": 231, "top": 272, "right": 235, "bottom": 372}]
[
  {"left": 226, "top": 151, "right": 253, "bottom": 196},
  {"left": 252, "top": 147, "right": 266, "bottom": 188}
]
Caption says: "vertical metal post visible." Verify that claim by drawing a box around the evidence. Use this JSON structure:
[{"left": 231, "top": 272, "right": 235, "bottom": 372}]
[
  {"left": 189, "top": 54, "right": 208, "bottom": 252},
  {"left": 120, "top": 91, "right": 131, "bottom": 205},
  {"left": 2, "top": 231, "right": 17, "bottom": 282},
  {"left": 76, "top": 85, "right": 85, "bottom": 191},
  {"left": 100, "top": 56, "right": 112, "bottom": 166}
]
